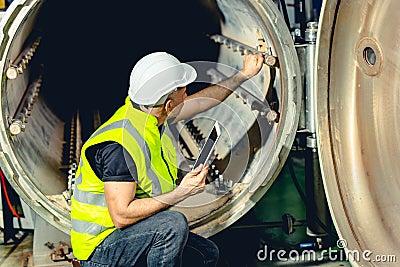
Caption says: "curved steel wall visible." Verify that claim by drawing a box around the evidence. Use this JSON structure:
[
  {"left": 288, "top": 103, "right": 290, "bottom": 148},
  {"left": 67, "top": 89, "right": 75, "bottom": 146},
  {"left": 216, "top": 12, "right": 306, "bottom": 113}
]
[
  {"left": 317, "top": 0, "right": 400, "bottom": 265},
  {"left": 0, "top": 0, "right": 301, "bottom": 238}
]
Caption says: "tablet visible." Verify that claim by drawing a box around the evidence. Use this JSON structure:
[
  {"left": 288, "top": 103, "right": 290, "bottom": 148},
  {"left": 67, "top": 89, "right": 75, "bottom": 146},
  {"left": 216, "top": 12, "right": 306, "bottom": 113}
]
[{"left": 192, "top": 121, "right": 221, "bottom": 170}]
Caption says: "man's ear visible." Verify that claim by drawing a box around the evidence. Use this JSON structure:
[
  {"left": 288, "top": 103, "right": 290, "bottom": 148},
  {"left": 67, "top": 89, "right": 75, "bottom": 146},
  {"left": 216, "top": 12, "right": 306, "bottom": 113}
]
[{"left": 164, "top": 99, "right": 173, "bottom": 113}]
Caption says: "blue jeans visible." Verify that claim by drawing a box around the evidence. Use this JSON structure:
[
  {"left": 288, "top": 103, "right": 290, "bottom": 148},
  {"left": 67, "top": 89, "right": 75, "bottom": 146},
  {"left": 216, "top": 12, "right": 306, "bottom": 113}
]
[{"left": 80, "top": 210, "right": 219, "bottom": 267}]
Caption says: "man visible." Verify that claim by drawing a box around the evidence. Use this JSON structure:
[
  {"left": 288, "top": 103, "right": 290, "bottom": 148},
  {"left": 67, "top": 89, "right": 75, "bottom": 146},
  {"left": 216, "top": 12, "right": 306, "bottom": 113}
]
[{"left": 71, "top": 51, "right": 264, "bottom": 266}]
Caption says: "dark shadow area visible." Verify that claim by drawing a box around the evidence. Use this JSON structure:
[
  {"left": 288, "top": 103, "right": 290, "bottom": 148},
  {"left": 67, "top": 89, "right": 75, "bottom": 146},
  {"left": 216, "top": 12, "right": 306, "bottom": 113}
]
[{"left": 34, "top": 0, "right": 222, "bottom": 138}]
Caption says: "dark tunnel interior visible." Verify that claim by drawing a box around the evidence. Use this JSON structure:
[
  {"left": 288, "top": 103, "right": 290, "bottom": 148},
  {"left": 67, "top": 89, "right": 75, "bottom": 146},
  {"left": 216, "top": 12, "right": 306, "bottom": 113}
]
[{"left": 33, "top": 0, "right": 222, "bottom": 139}]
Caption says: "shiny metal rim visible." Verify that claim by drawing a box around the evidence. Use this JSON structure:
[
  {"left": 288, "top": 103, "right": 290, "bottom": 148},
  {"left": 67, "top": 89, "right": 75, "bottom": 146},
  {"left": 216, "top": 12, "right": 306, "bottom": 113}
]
[{"left": 317, "top": 0, "right": 400, "bottom": 265}]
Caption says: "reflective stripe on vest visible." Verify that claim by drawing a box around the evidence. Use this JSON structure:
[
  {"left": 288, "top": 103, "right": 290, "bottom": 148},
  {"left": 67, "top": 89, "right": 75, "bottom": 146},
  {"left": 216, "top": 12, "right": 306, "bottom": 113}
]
[
  {"left": 71, "top": 218, "right": 108, "bottom": 236},
  {"left": 73, "top": 119, "right": 162, "bottom": 203},
  {"left": 71, "top": 118, "right": 173, "bottom": 231},
  {"left": 71, "top": 98, "right": 177, "bottom": 260},
  {"left": 73, "top": 173, "right": 106, "bottom": 207}
]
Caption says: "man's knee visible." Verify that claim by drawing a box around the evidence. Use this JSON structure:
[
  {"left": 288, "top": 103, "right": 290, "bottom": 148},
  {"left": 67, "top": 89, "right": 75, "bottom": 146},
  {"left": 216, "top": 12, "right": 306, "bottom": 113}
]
[
  {"left": 159, "top": 210, "right": 189, "bottom": 238},
  {"left": 148, "top": 210, "right": 189, "bottom": 259}
]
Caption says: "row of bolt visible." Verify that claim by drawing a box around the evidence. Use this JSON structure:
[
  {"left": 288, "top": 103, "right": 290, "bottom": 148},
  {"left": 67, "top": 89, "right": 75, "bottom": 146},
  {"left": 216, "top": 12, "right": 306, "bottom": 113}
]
[
  {"left": 6, "top": 36, "right": 42, "bottom": 80},
  {"left": 69, "top": 117, "right": 77, "bottom": 165},
  {"left": 185, "top": 121, "right": 205, "bottom": 147},
  {"left": 209, "top": 34, "right": 278, "bottom": 67},
  {"left": 210, "top": 34, "right": 254, "bottom": 56},
  {"left": 9, "top": 76, "right": 42, "bottom": 135},
  {"left": 64, "top": 116, "right": 79, "bottom": 203}
]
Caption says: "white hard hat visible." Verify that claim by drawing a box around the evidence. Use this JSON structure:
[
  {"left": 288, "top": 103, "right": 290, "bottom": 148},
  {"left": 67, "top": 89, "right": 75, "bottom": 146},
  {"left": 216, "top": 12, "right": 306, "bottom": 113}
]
[{"left": 128, "top": 52, "right": 197, "bottom": 106}]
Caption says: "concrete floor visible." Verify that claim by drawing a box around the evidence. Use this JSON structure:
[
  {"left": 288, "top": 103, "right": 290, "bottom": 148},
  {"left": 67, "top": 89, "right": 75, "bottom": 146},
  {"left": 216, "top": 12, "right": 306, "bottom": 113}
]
[
  {"left": 0, "top": 230, "right": 351, "bottom": 267},
  {"left": 0, "top": 230, "right": 32, "bottom": 267}
]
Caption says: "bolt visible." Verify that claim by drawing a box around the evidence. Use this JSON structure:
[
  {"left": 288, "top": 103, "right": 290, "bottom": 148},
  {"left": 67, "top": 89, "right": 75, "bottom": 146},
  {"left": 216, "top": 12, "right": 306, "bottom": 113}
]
[
  {"left": 6, "top": 66, "right": 19, "bottom": 80},
  {"left": 266, "top": 110, "right": 279, "bottom": 124},
  {"left": 265, "top": 55, "right": 277, "bottom": 67},
  {"left": 9, "top": 120, "right": 23, "bottom": 135}
]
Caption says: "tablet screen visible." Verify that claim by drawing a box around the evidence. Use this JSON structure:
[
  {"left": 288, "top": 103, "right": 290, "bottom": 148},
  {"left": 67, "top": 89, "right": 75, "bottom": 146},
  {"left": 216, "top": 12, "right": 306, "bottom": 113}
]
[{"left": 192, "top": 121, "right": 221, "bottom": 170}]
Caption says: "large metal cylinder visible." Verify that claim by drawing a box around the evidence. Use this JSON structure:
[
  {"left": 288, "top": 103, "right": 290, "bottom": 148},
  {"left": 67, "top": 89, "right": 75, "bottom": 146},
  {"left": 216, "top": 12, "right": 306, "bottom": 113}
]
[
  {"left": 2, "top": 1, "right": 399, "bottom": 266},
  {"left": 0, "top": 0, "right": 301, "bottom": 239},
  {"left": 317, "top": 0, "right": 400, "bottom": 265}
]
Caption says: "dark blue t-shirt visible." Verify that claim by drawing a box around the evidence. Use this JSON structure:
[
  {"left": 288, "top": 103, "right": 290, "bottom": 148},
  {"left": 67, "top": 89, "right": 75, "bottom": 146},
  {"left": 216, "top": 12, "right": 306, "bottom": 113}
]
[
  {"left": 86, "top": 141, "right": 138, "bottom": 182},
  {"left": 85, "top": 103, "right": 166, "bottom": 183}
]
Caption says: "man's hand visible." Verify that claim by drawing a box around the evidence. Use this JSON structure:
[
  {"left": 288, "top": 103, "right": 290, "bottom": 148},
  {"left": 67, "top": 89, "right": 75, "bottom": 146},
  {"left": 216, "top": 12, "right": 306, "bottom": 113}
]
[
  {"left": 239, "top": 53, "right": 264, "bottom": 79},
  {"left": 177, "top": 164, "right": 209, "bottom": 197},
  {"left": 172, "top": 53, "right": 264, "bottom": 122},
  {"left": 104, "top": 165, "right": 208, "bottom": 228}
]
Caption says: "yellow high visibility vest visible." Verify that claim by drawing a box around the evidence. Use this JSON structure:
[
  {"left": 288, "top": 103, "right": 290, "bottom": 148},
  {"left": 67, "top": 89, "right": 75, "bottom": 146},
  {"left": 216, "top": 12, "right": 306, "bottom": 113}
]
[{"left": 70, "top": 97, "right": 178, "bottom": 260}]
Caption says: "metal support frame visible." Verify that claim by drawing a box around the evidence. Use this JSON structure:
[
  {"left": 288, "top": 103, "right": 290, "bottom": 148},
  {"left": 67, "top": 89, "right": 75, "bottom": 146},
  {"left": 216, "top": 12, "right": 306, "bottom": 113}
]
[
  {"left": 303, "top": 21, "right": 331, "bottom": 238},
  {"left": 32, "top": 215, "right": 72, "bottom": 267}
]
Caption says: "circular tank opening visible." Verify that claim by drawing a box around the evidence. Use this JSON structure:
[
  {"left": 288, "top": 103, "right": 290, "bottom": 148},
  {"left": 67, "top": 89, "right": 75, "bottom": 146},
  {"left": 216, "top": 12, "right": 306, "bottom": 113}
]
[{"left": 0, "top": 0, "right": 301, "bottom": 236}]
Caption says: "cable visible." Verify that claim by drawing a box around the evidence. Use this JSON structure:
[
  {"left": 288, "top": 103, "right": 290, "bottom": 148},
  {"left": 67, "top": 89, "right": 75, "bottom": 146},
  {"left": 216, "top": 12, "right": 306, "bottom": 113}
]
[
  {"left": 0, "top": 169, "right": 21, "bottom": 218},
  {"left": 287, "top": 156, "right": 338, "bottom": 239},
  {"left": 279, "top": 0, "right": 291, "bottom": 30},
  {"left": 288, "top": 156, "right": 307, "bottom": 203}
]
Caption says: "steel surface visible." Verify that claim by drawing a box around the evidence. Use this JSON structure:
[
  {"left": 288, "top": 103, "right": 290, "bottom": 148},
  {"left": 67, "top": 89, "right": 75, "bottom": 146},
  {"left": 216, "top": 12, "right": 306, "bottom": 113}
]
[{"left": 316, "top": 0, "right": 400, "bottom": 265}]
